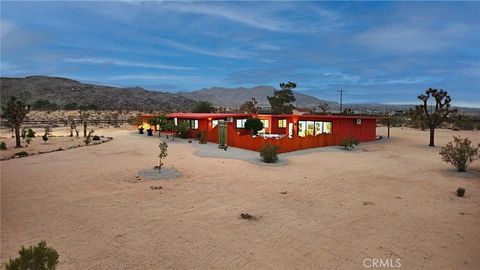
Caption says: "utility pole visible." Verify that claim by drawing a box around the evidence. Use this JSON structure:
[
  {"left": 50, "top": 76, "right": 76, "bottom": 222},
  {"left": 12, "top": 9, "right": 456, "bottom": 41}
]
[{"left": 337, "top": 90, "right": 345, "bottom": 113}]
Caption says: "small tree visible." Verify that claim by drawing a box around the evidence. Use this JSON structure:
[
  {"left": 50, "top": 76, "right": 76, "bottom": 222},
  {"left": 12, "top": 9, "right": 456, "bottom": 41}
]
[
  {"left": 1, "top": 96, "right": 31, "bottom": 148},
  {"left": 267, "top": 82, "right": 297, "bottom": 114},
  {"left": 412, "top": 88, "right": 456, "bottom": 147},
  {"left": 199, "top": 130, "right": 207, "bottom": 144},
  {"left": 0, "top": 142, "right": 7, "bottom": 150},
  {"left": 5, "top": 241, "right": 59, "bottom": 270},
  {"left": 79, "top": 111, "right": 90, "bottom": 137},
  {"left": 158, "top": 141, "right": 168, "bottom": 172},
  {"left": 318, "top": 103, "right": 330, "bottom": 114},
  {"left": 239, "top": 98, "right": 258, "bottom": 114},
  {"left": 193, "top": 101, "right": 215, "bottom": 113},
  {"left": 176, "top": 122, "right": 191, "bottom": 139},
  {"left": 244, "top": 118, "right": 264, "bottom": 135},
  {"left": 439, "top": 136, "right": 479, "bottom": 172},
  {"left": 42, "top": 133, "right": 48, "bottom": 144},
  {"left": 21, "top": 128, "right": 27, "bottom": 141},
  {"left": 27, "top": 129, "right": 36, "bottom": 138},
  {"left": 260, "top": 143, "right": 279, "bottom": 163},
  {"left": 84, "top": 130, "right": 95, "bottom": 145},
  {"left": 340, "top": 135, "right": 359, "bottom": 150}
]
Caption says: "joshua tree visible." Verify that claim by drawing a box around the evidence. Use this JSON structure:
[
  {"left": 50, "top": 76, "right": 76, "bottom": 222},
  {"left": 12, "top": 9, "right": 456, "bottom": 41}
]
[
  {"left": 239, "top": 98, "right": 258, "bottom": 114},
  {"left": 267, "top": 82, "right": 297, "bottom": 114},
  {"left": 79, "top": 111, "right": 90, "bottom": 137},
  {"left": 244, "top": 117, "right": 264, "bottom": 135},
  {"left": 193, "top": 101, "right": 215, "bottom": 113},
  {"left": 1, "top": 96, "right": 31, "bottom": 148},
  {"left": 84, "top": 130, "right": 95, "bottom": 145},
  {"left": 158, "top": 142, "right": 168, "bottom": 172},
  {"left": 412, "top": 88, "right": 456, "bottom": 147},
  {"left": 318, "top": 103, "right": 330, "bottom": 114}
]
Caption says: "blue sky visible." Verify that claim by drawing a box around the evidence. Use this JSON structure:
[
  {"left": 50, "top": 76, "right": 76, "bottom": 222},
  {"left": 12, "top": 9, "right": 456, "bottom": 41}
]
[{"left": 1, "top": 1, "right": 479, "bottom": 107}]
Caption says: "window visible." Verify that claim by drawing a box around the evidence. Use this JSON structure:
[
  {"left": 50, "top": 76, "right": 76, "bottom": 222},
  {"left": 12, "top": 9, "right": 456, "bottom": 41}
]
[
  {"left": 278, "top": 119, "right": 287, "bottom": 128},
  {"left": 260, "top": 119, "right": 269, "bottom": 128},
  {"left": 212, "top": 120, "right": 219, "bottom": 128},
  {"left": 174, "top": 118, "right": 178, "bottom": 126},
  {"left": 298, "top": 120, "right": 332, "bottom": 137},
  {"left": 190, "top": 119, "right": 198, "bottom": 130},
  {"left": 236, "top": 119, "right": 247, "bottom": 128}
]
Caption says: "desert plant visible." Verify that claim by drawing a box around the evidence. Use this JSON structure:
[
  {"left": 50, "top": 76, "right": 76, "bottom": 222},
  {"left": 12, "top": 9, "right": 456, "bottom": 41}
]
[
  {"left": 158, "top": 141, "right": 168, "bottom": 172},
  {"left": 5, "top": 241, "right": 59, "bottom": 270},
  {"left": 42, "top": 133, "right": 48, "bottom": 143},
  {"left": 199, "top": 130, "right": 207, "bottom": 144},
  {"left": 238, "top": 98, "right": 258, "bottom": 114},
  {"left": 92, "top": 135, "right": 101, "bottom": 141},
  {"left": 0, "top": 142, "right": 7, "bottom": 150},
  {"left": 439, "top": 136, "right": 479, "bottom": 172},
  {"left": 138, "top": 126, "right": 144, "bottom": 134},
  {"left": 260, "top": 143, "right": 279, "bottom": 163},
  {"left": 176, "top": 122, "right": 191, "bottom": 139},
  {"left": 411, "top": 88, "right": 456, "bottom": 146},
  {"left": 75, "top": 130, "right": 79, "bottom": 137},
  {"left": 244, "top": 118, "right": 264, "bottom": 135},
  {"left": 453, "top": 114, "right": 475, "bottom": 130},
  {"left": 26, "top": 129, "right": 36, "bottom": 138},
  {"left": 340, "top": 135, "right": 359, "bottom": 150},
  {"left": 69, "top": 122, "right": 77, "bottom": 137},
  {"left": 84, "top": 130, "right": 95, "bottom": 145},
  {"left": 267, "top": 82, "right": 296, "bottom": 114},
  {"left": 25, "top": 138, "right": 32, "bottom": 145},
  {"left": 193, "top": 101, "right": 215, "bottom": 113},
  {"left": 457, "top": 187, "right": 466, "bottom": 197},
  {"left": 14, "top": 151, "right": 29, "bottom": 157},
  {"left": 21, "top": 128, "right": 27, "bottom": 140},
  {"left": 1, "top": 96, "right": 31, "bottom": 148}
]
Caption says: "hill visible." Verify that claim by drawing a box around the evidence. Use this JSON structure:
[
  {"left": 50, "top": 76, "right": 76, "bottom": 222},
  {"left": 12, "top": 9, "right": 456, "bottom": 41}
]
[
  {"left": 0, "top": 76, "right": 197, "bottom": 111},
  {"left": 179, "top": 86, "right": 336, "bottom": 108}
]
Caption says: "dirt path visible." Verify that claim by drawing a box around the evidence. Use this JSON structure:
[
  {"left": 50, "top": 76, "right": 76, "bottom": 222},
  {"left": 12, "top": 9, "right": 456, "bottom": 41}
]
[{"left": 1, "top": 127, "right": 479, "bottom": 269}]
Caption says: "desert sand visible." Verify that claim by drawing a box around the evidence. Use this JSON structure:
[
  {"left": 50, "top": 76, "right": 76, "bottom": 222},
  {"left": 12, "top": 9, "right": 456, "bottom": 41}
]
[{"left": 1, "top": 127, "right": 479, "bottom": 269}]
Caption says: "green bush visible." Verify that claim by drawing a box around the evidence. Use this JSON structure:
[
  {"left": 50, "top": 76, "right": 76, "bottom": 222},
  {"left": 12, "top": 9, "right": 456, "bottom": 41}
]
[
  {"left": 176, "top": 122, "right": 191, "bottom": 139},
  {"left": 340, "top": 135, "right": 359, "bottom": 150},
  {"left": 453, "top": 115, "right": 475, "bottom": 130},
  {"left": 439, "top": 136, "right": 479, "bottom": 172},
  {"left": 199, "top": 130, "right": 207, "bottom": 144},
  {"left": 5, "top": 241, "right": 59, "bottom": 270},
  {"left": 260, "top": 143, "right": 279, "bottom": 163},
  {"left": 0, "top": 141, "right": 7, "bottom": 150},
  {"left": 27, "top": 129, "right": 36, "bottom": 138},
  {"left": 14, "top": 151, "right": 29, "bottom": 157},
  {"left": 244, "top": 118, "right": 264, "bottom": 135},
  {"left": 457, "top": 187, "right": 465, "bottom": 197}
]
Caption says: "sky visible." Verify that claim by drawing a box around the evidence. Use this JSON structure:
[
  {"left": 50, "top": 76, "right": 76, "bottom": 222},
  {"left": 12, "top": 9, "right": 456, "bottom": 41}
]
[{"left": 1, "top": 1, "right": 479, "bottom": 107}]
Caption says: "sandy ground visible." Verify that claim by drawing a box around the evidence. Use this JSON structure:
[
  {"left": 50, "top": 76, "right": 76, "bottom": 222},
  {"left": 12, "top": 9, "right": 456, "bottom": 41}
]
[{"left": 1, "top": 127, "right": 479, "bottom": 269}]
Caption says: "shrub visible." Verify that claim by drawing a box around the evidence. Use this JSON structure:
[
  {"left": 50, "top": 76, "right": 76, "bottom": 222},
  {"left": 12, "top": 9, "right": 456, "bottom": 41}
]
[
  {"left": 199, "top": 130, "right": 207, "bottom": 144},
  {"left": 457, "top": 187, "right": 465, "bottom": 197},
  {"left": 92, "top": 135, "right": 101, "bottom": 141},
  {"left": 260, "top": 143, "right": 279, "bottom": 163},
  {"left": 340, "top": 135, "right": 359, "bottom": 150},
  {"left": 21, "top": 128, "right": 27, "bottom": 139},
  {"left": 244, "top": 118, "right": 264, "bottom": 135},
  {"left": 42, "top": 133, "right": 48, "bottom": 143},
  {"left": 158, "top": 142, "right": 168, "bottom": 172},
  {"left": 14, "top": 151, "right": 29, "bottom": 157},
  {"left": 0, "top": 141, "right": 7, "bottom": 150},
  {"left": 5, "top": 241, "right": 59, "bottom": 270},
  {"left": 176, "top": 122, "right": 191, "bottom": 139},
  {"left": 439, "top": 136, "right": 479, "bottom": 172},
  {"left": 453, "top": 115, "right": 475, "bottom": 131},
  {"left": 27, "top": 129, "right": 36, "bottom": 138}
]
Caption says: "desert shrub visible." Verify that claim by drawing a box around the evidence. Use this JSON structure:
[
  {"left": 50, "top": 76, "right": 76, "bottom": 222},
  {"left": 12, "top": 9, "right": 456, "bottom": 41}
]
[
  {"left": 42, "top": 133, "right": 48, "bottom": 143},
  {"left": 21, "top": 128, "right": 27, "bottom": 139},
  {"left": 92, "top": 135, "right": 101, "bottom": 141},
  {"left": 453, "top": 115, "right": 475, "bottom": 131},
  {"left": 244, "top": 118, "right": 264, "bottom": 135},
  {"left": 0, "top": 142, "right": 7, "bottom": 150},
  {"left": 14, "top": 151, "right": 29, "bottom": 157},
  {"left": 5, "top": 241, "right": 59, "bottom": 270},
  {"left": 439, "top": 136, "right": 479, "bottom": 172},
  {"left": 158, "top": 141, "right": 168, "bottom": 172},
  {"left": 457, "top": 187, "right": 465, "bottom": 197},
  {"left": 176, "top": 122, "right": 191, "bottom": 139},
  {"left": 84, "top": 130, "right": 95, "bottom": 145},
  {"left": 199, "top": 130, "right": 207, "bottom": 144},
  {"left": 260, "top": 143, "right": 279, "bottom": 163},
  {"left": 27, "top": 129, "right": 36, "bottom": 138},
  {"left": 340, "top": 135, "right": 359, "bottom": 150},
  {"left": 25, "top": 138, "right": 32, "bottom": 145}
]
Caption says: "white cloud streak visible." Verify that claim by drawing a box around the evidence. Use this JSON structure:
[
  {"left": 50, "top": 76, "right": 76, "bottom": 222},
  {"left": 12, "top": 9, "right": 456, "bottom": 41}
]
[{"left": 64, "top": 57, "right": 195, "bottom": 70}]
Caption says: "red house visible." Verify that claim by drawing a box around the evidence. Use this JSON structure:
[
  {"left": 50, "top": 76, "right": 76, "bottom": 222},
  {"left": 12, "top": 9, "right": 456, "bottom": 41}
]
[{"left": 140, "top": 113, "right": 377, "bottom": 153}]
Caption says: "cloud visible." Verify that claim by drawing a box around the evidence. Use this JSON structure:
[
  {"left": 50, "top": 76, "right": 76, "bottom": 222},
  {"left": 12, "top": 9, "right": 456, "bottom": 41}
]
[
  {"left": 64, "top": 57, "right": 195, "bottom": 70},
  {"left": 352, "top": 23, "right": 471, "bottom": 53},
  {"left": 153, "top": 38, "right": 252, "bottom": 59}
]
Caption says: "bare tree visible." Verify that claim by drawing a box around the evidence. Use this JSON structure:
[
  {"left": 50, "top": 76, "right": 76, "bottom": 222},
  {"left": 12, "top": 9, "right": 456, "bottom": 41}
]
[{"left": 1, "top": 96, "right": 31, "bottom": 148}]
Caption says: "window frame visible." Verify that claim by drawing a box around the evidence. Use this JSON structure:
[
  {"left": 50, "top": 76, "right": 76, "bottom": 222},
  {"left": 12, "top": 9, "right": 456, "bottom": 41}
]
[{"left": 297, "top": 120, "right": 333, "bottom": 137}]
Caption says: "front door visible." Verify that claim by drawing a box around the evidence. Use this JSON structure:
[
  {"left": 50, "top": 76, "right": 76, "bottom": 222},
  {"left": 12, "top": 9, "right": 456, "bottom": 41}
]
[
  {"left": 288, "top": 123, "right": 294, "bottom": 138},
  {"left": 218, "top": 120, "right": 227, "bottom": 146}
]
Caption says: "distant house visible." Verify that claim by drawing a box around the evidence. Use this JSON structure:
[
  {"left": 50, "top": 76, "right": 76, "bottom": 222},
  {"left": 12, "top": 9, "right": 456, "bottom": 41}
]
[{"left": 139, "top": 113, "right": 376, "bottom": 153}]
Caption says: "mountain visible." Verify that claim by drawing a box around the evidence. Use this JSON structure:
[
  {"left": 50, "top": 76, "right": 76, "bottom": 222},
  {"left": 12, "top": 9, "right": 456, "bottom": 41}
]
[
  {"left": 179, "top": 86, "right": 337, "bottom": 108},
  {"left": 0, "top": 76, "right": 197, "bottom": 111}
]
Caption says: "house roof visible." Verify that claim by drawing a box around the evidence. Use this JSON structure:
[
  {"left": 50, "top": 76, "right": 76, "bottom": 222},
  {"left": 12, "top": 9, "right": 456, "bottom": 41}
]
[
  {"left": 167, "top": 113, "right": 252, "bottom": 119},
  {"left": 166, "top": 112, "right": 377, "bottom": 120}
]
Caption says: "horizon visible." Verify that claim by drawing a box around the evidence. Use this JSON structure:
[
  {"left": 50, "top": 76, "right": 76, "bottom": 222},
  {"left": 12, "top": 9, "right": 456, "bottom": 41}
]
[{"left": 1, "top": 1, "right": 479, "bottom": 107}]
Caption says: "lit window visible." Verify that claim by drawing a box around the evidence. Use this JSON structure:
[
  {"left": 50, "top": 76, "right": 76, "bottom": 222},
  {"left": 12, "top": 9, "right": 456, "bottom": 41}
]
[
  {"left": 174, "top": 118, "right": 178, "bottom": 126},
  {"left": 323, "top": 122, "right": 332, "bottom": 134},
  {"left": 190, "top": 120, "right": 199, "bottom": 130},
  {"left": 298, "top": 121, "right": 306, "bottom": 137},
  {"left": 236, "top": 119, "right": 247, "bottom": 128},
  {"left": 315, "top": 122, "right": 323, "bottom": 135},
  {"left": 260, "top": 119, "right": 269, "bottom": 128},
  {"left": 278, "top": 119, "right": 287, "bottom": 128},
  {"left": 212, "top": 120, "right": 218, "bottom": 128},
  {"left": 298, "top": 120, "right": 332, "bottom": 136}
]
